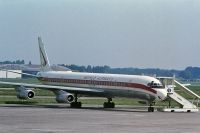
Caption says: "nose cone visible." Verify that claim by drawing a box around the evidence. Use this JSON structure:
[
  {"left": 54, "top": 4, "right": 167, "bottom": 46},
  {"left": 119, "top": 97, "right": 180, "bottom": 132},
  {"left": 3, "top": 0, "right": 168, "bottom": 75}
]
[{"left": 156, "top": 89, "right": 168, "bottom": 101}]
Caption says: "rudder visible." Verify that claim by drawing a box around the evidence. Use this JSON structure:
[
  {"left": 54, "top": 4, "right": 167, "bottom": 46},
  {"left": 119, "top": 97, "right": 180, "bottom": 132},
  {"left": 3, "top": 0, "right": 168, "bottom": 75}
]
[{"left": 38, "top": 36, "right": 51, "bottom": 71}]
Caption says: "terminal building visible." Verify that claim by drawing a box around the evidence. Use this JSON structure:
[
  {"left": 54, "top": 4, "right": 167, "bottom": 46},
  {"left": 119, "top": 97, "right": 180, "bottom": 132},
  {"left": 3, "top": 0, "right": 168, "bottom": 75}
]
[
  {"left": 0, "top": 70, "right": 22, "bottom": 78},
  {"left": 0, "top": 64, "right": 23, "bottom": 78}
]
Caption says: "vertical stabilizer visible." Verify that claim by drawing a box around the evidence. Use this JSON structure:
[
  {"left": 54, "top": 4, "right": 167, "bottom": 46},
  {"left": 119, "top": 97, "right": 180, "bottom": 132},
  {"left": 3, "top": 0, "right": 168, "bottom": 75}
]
[{"left": 38, "top": 37, "right": 51, "bottom": 71}]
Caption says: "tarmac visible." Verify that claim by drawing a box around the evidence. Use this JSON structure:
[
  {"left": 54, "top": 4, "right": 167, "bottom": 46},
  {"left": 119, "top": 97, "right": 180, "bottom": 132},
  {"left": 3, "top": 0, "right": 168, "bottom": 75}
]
[{"left": 0, "top": 104, "right": 200, "bottom": 133}]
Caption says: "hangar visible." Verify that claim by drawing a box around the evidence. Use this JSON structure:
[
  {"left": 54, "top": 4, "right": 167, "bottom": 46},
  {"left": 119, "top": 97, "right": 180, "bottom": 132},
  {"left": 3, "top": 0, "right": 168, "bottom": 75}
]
[{"left": 0, "top": 70, "right": 22, "bottom": 78}]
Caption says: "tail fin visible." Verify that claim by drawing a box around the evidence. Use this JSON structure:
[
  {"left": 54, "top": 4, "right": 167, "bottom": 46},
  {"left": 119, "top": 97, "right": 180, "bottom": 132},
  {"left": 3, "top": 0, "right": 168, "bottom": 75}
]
[{"left": 38, "top": 37, "right": 51, "bottom": 71}]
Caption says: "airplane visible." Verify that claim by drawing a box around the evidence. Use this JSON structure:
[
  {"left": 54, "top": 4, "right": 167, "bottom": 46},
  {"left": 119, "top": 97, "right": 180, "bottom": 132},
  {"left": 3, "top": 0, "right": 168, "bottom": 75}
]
[{"left": 0, "top": 37, "right": 168, "bottom": 112}]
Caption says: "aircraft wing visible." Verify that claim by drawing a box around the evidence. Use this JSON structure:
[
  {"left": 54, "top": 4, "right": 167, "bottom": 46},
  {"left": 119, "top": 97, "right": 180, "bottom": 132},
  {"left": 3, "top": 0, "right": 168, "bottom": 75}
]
[{"left": 0, "top": 81, "right": 104, "bottom": 94}]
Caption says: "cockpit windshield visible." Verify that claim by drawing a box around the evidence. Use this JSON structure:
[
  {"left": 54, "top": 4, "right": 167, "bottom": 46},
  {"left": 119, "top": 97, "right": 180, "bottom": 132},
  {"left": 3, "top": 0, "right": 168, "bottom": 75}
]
[{"left": 147, "top": 81, "right": 163, "bottom": 88}]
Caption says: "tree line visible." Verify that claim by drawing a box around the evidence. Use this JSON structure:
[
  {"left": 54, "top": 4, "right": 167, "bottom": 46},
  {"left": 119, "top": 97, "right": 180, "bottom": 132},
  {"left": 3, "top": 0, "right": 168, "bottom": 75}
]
[
  {"left": 0, "top": 60, "right": 25, "bottom": 65},
  {"left": 61, "top": 64, "right": 200, "bottom": 80}
]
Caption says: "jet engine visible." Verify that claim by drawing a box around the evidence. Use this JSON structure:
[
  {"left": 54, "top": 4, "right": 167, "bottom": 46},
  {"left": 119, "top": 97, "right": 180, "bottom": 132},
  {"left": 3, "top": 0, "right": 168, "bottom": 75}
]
[
  {"left": 15, "top": 86, "right": 35, "bottom": 99},
  {"left": 55, "top": 90, "right": 74, "bottom": 103}
]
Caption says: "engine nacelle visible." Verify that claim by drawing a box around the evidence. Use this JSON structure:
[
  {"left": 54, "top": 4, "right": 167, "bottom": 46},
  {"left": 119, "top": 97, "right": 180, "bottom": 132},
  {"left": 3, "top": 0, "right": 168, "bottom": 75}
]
[
  {"left": 15, "top": 86, "right": 35, "bottom": 99},
  {"left": 55, "top": 90, "right": 74, "bottom": 103}
]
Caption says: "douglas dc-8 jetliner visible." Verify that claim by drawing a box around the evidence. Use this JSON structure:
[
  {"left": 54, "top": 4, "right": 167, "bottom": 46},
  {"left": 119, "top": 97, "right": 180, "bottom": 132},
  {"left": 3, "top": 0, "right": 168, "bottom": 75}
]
[{"left": 0, "top": 37, "right": 168, "bottom": 112}]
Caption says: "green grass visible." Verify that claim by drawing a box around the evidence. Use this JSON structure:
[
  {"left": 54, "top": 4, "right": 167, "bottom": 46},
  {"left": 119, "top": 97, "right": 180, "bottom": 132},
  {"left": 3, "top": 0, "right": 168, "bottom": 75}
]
[
  {"left": 0, "top": 95, "right": 173, "bottom": 107},
  {"left": 81, "top": 98, "right": 140, "bottom": 105},
  {"left": 174, "top": 85, "right": 200, "bottom": 100},
  {"left": 0, "top": 95, "right": 143, "bottom": 105},
  {"left": 0, "top": 96, "right": 57, "bottom": 104}
]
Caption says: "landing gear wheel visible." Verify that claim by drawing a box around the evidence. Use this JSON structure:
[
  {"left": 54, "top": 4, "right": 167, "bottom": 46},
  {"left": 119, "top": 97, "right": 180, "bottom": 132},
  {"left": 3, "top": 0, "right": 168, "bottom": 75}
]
[
  {"left": 70, "top": 93, "right": 82, "bottom": 108},
  {"left": 148, "top": 107, "right": 154, "bottom": 112},
  {"left": 104, "top": 98, "right": 115, "bottom": 108},
  {"left": 103, "top": 102, "right": 115, "bottom": 108},
  {"left": 70, "top": 102, "right": 82, "bottom": 108}
]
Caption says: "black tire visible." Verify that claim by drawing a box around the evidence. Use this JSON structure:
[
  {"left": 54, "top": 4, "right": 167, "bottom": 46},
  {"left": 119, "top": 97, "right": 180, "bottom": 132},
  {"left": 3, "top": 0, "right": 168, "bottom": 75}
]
[
  {"left": 148, "top": 107, "right": 151, "bottom": 112},
  {"left": 148, "top": 107, "right": 154, "bottom": 112},
  {"left": 77, "top": 102, "right": 82, "bottom": 108},
  {"left": 151, "top": 107, "right": 154, "bottom": 112},
  {"left": 70, "top": 102, "right": 82, "bottom": 108},
  {"left": 104, "top": 102, "right": 115, "bottom": 108},
  {"left": 103, "top": 102, "right": 108, "bottom": 108},
  {"left": 111, "top": 102, "right": 115, "bottom": 108}
]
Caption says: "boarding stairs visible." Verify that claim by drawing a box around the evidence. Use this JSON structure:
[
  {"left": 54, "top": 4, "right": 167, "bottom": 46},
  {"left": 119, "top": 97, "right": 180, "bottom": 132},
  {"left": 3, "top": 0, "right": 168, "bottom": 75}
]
[
  {"left": 174, "top": 80, "right": 200, "bottom": 107},
  {"left": 168, "top": 91, "right": 197, "bottom": 109},
  {"left": 157, "top": 77, "right": 200, "bottom": 112}
]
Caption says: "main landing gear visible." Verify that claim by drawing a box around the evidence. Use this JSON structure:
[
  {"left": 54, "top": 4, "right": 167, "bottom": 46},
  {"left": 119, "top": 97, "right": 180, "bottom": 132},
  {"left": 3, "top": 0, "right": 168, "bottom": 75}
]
[
  {"left": 70, "top": 94, "right": 82, "bottom": 108},
  {"left": 148, "top": 103, "right": 155, "bottom": 112},
  {"left": 104, "top": 98, "right": 115, "bottom": 108},
  {"left": 148, "top": 107, "right": 154, "bottom": 112}
]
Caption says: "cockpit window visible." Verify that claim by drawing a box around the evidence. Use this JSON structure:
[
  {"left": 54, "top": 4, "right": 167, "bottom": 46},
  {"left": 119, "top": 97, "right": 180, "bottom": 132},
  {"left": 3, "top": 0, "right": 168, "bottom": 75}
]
[{"left": 147, "top": 81, "right": 163, "bottom": 88}]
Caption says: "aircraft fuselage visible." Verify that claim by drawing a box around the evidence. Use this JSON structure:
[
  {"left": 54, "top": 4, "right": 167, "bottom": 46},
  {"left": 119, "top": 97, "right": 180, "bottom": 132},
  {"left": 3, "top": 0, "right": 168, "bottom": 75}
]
[{"left": 37, "top": 71, "right": 167, "bottom": 102}]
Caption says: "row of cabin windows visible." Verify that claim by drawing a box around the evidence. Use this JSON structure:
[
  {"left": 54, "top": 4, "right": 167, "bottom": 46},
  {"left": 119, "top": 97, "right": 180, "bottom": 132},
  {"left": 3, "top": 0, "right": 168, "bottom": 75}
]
[{"left": 42, "top": 78, "right": 127, "bottom": 87}]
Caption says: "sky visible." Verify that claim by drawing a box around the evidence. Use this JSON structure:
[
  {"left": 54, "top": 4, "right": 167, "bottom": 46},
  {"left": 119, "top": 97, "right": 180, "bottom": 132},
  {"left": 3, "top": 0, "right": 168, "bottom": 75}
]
[{"left": 0, "top": 0, "right": 200, "bottom": 70}]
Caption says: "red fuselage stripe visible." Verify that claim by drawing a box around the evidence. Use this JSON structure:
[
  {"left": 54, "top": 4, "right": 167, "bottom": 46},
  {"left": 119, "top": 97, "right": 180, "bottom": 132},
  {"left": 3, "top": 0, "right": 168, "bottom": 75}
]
[{"left": 38, "top": 77, "right": 157, "bottom": 94}]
